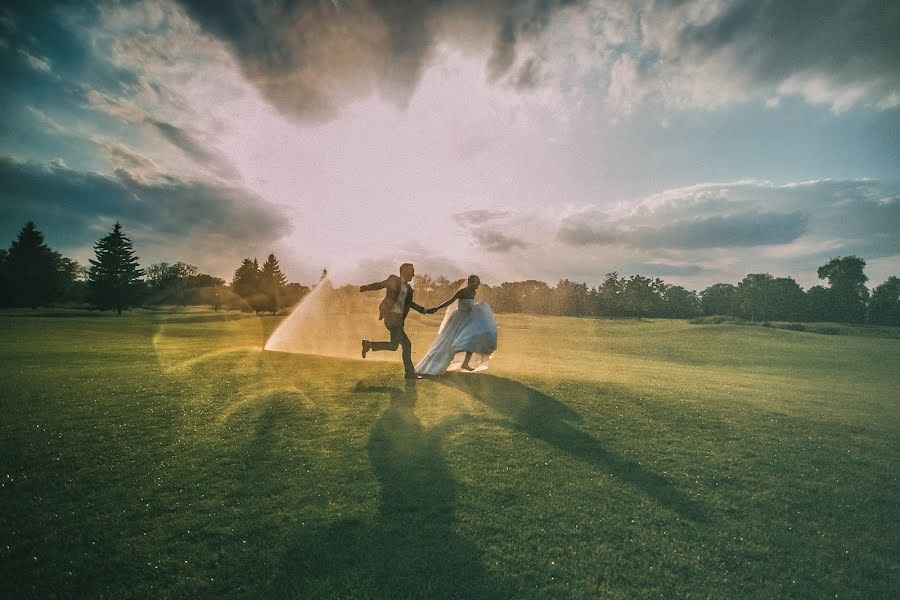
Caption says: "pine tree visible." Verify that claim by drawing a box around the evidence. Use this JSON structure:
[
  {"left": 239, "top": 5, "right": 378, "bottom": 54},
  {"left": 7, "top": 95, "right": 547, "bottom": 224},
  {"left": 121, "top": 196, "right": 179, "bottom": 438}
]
[
  {"left": 260, "top": 253, "right": 288, "bottom": 315},
  {"left": 87, "top": 222, "right": 144, "bottom": 315},
  {"left": 5, "top": 221, "right": 64, "bottom": 308},
  {"left": 231, "top": 258, "right": 263, "bottom": 314}
]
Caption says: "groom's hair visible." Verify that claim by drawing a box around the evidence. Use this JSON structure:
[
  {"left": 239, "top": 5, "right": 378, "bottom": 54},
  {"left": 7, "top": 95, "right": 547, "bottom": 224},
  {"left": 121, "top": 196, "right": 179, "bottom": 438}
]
[{"left": 399, "top": 263, "right": 414, "bottom": 278}]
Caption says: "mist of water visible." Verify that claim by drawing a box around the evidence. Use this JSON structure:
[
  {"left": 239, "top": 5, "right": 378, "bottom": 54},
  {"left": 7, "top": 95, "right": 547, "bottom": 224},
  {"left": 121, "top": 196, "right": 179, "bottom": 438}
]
[{"left": 263, "top": 277, "right": 387, "bottom": 360}]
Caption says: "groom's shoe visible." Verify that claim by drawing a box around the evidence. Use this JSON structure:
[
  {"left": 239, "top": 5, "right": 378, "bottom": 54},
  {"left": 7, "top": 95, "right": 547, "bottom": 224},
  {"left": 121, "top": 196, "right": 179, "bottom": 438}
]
[
  {"left": 405, "top": 372, "right": 423, "bottom": 380},
  {"left": 361, "top": 340, "right": 370, "bottom": 359}
]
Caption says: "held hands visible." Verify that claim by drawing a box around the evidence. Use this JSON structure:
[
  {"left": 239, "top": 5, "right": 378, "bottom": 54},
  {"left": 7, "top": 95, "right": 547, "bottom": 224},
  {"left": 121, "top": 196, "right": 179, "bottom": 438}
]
[
  {"left": 426, "top": 307, "right": 437, "bottom": 314},
  {"left": 359, "top": 285, "right": 366, "bottom": 292}
]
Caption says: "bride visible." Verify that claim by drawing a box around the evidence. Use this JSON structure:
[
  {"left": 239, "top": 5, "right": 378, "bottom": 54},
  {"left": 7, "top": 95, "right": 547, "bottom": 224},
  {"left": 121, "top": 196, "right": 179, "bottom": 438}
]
[{"left": 416, "top": 275, "right": 498, "bottom": 376}]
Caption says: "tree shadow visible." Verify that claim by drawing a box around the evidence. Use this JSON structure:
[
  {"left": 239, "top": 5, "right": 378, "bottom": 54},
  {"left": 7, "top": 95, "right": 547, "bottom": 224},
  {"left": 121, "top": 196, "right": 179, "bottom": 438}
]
[
  {"left": 264, "top": 380, "right": 511, "bottom": 598},
  {"left": 434, "top": 373, "right": 708, "bottom": 523}
]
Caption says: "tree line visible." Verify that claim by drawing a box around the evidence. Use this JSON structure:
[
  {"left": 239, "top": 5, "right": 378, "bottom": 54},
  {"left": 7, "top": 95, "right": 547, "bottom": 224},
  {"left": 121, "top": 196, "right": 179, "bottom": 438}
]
[
  {"left": 1, "top": 220, "right": 898, "bottom": 325},
  {"left": 0, "top": 221, "right": 309, "bottom": 316}
]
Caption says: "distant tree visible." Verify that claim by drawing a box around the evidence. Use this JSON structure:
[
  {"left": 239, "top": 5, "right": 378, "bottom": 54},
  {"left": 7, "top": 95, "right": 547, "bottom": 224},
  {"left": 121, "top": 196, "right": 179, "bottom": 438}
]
[
  {"left": 516, "top": 280, "right": 552, "bottom": 314},
  {"left": 700, "top": 283, "right": 737, "bottom": 316},
  {"left": 768, "top": 276, "right": 805, "bottom": 321},
  {"left": 596, "top": 272, "right": 624, "bottom": 317},
  {"left": 804, "top": 285, "right": 831, "bottom": 322},
  {"left": 412, "top": 273, "right": 438, "bottom": 306},
  {"left": 551, "top": 279, "right": 590, "bottom": 316},
  {"left": 87, "top": 222, "right": 145, "bottom": 315},
  {"left": 0, "top": 249, "right": 8, "bottom": 305},
  {"left": 661, "top": 285, "right": 700, "bottom": 318},
  {"left": 490, "top": 280, "right": 550, "bottom": 314},
  {"left": 4, "top": 221, "right": 66, "bottom": 308},
  {"left": 56, "top": 256, "right": 87, "bottom": 304},
  {"left": 230, "top": 258, "right": 266, "bottom": 314},
  {"left": 259, "top": 253, "right": 288, "bottom": 315},
  {"left": 622, "top": 275, "right": 655, "bottom": 318},
  {"left": 816, "top": 256, "right": 869, "bottom": 323},
  {"left": 190, "top": 273, "right": 226, "bottom": 311},
  {"left": 736, "top": 273, "right": 775, "bottom": 321},
  {"left": 868, "top": 277, "right": 900, "bottom": 326},
  {"left": 282, "top": 282, "right": 311, "bottom": 308},
  {"left": 146, "top": 262, "right": 199, "bottom": 305}
]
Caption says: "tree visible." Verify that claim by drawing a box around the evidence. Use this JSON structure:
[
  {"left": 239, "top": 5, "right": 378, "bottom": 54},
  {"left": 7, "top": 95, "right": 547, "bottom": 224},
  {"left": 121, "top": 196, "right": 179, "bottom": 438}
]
[
  {"left": 768, "top": 276, "right": 805, "bottom": 321},
  {"left": 736, "top": 273, "right": 777, "bottom": 321},
  {"left": 4, "top": 221, "right": 66, "bottom": 308},
  {"left": 56, "top": 255, "right": 87, "bottom": 304},
  {"left": 551, "top": 279, "right": 590, "bottom": 316},
  {"left": 87, "top": 222, "right": 145, "bottom": 315},
  {"left": 661, "top": 285, "right": 700, "bottom": 318},
  {"left": 146, "top": 262, "right": 199, "bottom": 305},
  {"left": 191, "top": 273, "right": 226, "bottom": 311},
  {"left": 700, "top": 283, "right": 737, "bottom": 316},
  {"left": 231, "top": 258, "right": 265, "bottom": 314},
  {"left": 596, "top": 272, "right": 624, "bottom": 317},
  {"left": 0, "top": 249, "right": 8, "bottom": 306},
  {"left": 868, "top": 277, "right": 900, "bottom": 326},
  {"left": 622, "top": 275, "right": 655, "bottom": 318},
  {"left": 259, "top": 253, "right": 288, "bottom": 315},
  {"left": 282, "top": 282, "right": 310, "bottom": 308},
  {"left": 805, "top": 285, "right": 831, "bottom": 322},
  {"left": 816, "top": 256, "right": 869, "bottom": 323}
]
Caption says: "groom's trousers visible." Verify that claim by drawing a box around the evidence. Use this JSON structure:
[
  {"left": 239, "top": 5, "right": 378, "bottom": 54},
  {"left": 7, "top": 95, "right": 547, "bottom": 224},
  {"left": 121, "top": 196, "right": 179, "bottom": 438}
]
[{"left": 370, "top": 324, "right": 415, "bottom": 376}]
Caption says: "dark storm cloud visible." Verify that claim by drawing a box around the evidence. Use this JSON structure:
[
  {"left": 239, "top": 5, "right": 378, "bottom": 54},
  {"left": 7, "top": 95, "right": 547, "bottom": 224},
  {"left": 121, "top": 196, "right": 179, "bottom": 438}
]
[
  {"left": 0, "top": 156, "right": 288, "bottom": 251},
  {"left": 558, "top": 211, "right": 808, "bottom": 249},
  {"left": 647, "top": 0, "right": 900, "bottom": 101},
  {"left": 174, "top": 0, "right": 582, "bottom": 119}
]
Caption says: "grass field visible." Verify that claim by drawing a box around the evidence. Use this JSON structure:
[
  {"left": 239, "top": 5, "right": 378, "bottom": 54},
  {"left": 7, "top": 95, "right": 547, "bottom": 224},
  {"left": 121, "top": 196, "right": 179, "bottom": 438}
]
[{"left": 1, "top": 309, "right": 898, "bottom": 598}]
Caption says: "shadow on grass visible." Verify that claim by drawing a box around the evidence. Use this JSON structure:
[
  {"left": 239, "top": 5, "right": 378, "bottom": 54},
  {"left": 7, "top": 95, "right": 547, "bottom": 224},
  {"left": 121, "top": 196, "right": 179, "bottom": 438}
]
[
  {"left": 435, "top": 373, "right": 708, "bottom": 523},
  {"left": 264, "top": 380, "right": 511, "bottom": 599}
]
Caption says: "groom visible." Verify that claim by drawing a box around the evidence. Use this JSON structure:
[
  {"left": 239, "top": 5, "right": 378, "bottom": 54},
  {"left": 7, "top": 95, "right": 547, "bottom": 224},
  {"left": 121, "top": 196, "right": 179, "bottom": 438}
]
[{"left": 360, "top": 263, "right": 427, "bottom": 379}]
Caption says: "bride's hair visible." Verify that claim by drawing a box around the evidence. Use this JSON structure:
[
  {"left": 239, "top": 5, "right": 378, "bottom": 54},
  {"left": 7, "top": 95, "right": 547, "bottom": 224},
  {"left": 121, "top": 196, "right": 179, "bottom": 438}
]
[{"left": 465, "top": 274, "right": 480, "bottom": 288}]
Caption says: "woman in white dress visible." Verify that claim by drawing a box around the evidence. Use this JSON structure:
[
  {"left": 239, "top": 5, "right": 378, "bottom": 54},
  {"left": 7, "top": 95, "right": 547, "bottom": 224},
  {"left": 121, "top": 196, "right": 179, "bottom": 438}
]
[{"left": 416, "top": 275, "right": 498, "bottom": 376}]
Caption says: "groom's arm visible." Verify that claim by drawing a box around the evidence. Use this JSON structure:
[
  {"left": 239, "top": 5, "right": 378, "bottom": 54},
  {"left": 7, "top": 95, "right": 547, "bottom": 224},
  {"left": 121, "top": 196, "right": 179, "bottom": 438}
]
[
  {"left": 409, "top": 301, "right": 427, "bottom": 314},
  {"left": 359, "top": 276, "right": 392, "bottom": 292}
]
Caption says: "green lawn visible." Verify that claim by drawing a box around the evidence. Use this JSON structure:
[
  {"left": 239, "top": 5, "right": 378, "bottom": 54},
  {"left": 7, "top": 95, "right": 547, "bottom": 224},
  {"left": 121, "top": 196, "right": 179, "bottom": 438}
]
[{"left": 1, "top": 309, "right": 898, "bottom": 598}]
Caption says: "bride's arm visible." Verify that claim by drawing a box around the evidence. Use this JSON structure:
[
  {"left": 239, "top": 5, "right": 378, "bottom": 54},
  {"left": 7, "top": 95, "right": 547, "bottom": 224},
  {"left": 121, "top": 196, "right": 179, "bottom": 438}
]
[{"left": 430, "top": 290, "right": 462, "bottom": 313}]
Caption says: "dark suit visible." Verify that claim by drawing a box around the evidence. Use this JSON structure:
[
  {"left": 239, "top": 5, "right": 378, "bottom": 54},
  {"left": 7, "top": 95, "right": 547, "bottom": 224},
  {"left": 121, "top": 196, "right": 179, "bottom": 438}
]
[{"left": 361, "top": 274, "right": 426, "bottom": 376}]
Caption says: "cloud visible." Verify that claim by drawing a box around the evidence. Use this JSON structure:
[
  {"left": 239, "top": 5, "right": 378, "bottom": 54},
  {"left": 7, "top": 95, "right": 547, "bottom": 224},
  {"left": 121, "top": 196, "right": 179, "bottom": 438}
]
[
  {"left": 453, "top": 209, "right": 531, "bottom": 253},
  {"left": 18, "top": 48, "right": 52, "bottom": 73},
  {"left": 452, "top": 209, "right": 511, "bottom": 226},
  {"left": 84, "top": 87, "right": 239, "bottom": 180},
  {"left": 166, "top": 0, "right": 900, "bottom": 118},
  {"left": 173, "top": 0, "right": 586, "bottom": 120},
  {"left": 471, "top": 228, "right": 531, "bottom": 253},
  {"left": 559, "top": 210, "right": 809, "bottom": 249},
  {"left": 633, "top": 0, "right": 900, "bottom": 113},
  {"left": 147, "top": 119, "right": 239, "bottom": 180},
  {"left": 0, "top": 156, "right": 290, "bottom": 273},
  {"left": 557, "top": 179, "right": 899, "bottom": 255},
  {"left": 91, "top": 137, "right": 164, "bottom": 184}
]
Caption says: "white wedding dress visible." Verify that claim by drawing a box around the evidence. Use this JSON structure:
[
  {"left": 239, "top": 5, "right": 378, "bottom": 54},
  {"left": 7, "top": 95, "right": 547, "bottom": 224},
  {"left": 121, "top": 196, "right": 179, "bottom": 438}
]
[{"left": 416, "top": 298, "right": 498, "bottom": 375}]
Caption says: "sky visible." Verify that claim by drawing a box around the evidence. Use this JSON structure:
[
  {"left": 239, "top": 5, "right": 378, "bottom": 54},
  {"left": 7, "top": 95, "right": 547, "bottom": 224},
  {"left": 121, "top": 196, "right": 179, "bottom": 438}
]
[{"left": 1, "top": 0, "right": 898, "bottom": 290}]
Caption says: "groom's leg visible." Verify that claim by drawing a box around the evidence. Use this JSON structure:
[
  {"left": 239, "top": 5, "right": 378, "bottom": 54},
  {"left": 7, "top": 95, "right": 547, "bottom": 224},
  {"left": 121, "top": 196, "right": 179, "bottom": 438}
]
[
  {"left": 369, "top": 325, "right": 402, "bottom": 352},
  {"left": 398, "top": 328, "right": 415, "bottom": 376}
]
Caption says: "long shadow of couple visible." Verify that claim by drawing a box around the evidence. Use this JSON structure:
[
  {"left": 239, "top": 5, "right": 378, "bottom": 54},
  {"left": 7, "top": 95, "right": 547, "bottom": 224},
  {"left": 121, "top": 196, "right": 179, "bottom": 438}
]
[{"left": 267, "top": 374, "right": 705, "bottom": 598}]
